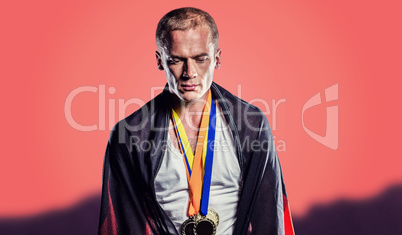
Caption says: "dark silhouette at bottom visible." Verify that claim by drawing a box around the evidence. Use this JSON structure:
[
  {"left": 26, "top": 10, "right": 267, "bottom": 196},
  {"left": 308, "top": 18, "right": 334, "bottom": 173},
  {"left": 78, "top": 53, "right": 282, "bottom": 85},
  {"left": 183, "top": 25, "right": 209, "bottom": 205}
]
[
  {"left": 293, "top": 184, "right": 402, "bottom": 234},
  {"left": 1, "top": 184, "right": 401, "bottom": 235},
  {"left": 0, "top": 194, "right": 101, "bottom": 235}
]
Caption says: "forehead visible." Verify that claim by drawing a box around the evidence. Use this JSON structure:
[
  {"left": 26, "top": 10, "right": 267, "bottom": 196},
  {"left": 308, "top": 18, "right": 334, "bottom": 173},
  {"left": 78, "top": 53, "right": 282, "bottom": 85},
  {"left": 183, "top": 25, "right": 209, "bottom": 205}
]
[{"left": 168, "top": 27, "right": 213, "bottom": 55}]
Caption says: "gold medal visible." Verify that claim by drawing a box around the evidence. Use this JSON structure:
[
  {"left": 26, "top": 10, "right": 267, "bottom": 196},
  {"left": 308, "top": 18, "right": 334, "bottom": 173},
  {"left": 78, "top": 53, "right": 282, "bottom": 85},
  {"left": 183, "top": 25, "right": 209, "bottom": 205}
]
[
  {"left": 181, "top": 216, "right": 196, "bottom": 235},
  {"left": 181, "top": 209, "right": 219, "bottom": 235},
  {"left": 194, "top": 209, "right": 219, "bottom": 235}
]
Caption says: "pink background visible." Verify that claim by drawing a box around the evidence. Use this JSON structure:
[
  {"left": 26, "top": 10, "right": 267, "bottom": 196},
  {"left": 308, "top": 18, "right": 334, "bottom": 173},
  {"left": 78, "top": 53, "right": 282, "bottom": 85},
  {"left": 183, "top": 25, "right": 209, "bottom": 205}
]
[{"left": 1, "top": 0, "right": 401, "bottom": 220}]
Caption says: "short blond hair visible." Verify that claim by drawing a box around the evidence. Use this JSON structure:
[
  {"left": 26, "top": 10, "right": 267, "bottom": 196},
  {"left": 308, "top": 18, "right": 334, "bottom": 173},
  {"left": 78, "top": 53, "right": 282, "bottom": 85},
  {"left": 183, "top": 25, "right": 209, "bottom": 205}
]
[{"left": 156, "top": 7, "right": 219, "bottom": 52}]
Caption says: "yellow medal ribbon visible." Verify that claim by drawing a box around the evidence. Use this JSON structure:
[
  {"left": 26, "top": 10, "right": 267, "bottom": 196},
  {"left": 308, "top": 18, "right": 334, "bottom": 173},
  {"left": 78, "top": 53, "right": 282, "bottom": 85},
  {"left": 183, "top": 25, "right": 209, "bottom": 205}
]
[{"left": 172, "top": 91, "right": 212, "bottom": 216}]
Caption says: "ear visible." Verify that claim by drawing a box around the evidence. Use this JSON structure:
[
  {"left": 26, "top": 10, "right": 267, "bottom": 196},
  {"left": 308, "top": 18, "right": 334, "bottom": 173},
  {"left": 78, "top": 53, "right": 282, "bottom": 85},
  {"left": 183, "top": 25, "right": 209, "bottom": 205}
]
[
  {"left": 155, "top": 51, "right": 164, "bottom": 70},
  {"left": 215, "top": 48, "right": 222, "bottom": 69}
]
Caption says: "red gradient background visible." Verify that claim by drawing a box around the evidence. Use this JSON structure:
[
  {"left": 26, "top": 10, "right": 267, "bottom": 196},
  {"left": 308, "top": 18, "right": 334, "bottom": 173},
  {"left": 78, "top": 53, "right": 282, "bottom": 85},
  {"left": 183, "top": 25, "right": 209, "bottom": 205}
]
[{"left": 1, "top": 0, "right": 401, "bottom": 219}]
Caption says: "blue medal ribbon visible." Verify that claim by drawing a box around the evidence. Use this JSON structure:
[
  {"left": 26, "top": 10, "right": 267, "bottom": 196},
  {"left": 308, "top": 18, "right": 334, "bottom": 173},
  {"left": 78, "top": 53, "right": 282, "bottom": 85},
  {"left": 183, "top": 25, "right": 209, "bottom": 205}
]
[
  {"left": 200, "top": 96, "right": 216, "bottom": 215},
  {"left": 172, "top": 95, "right": 217, "bottom": 216}
]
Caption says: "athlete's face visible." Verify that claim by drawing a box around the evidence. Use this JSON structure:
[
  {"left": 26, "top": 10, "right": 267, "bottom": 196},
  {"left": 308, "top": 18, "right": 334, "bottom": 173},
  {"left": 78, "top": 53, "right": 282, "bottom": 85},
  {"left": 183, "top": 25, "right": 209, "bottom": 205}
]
[{"left": 156, "top": 27, "right": 221, "bottom": 102}]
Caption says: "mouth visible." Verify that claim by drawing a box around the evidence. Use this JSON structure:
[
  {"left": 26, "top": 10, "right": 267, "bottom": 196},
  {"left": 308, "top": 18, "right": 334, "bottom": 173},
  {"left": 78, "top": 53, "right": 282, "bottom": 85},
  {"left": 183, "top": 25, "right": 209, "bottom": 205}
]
[{"left": 181, "top": 84, "right": 199, "bottom": 91}]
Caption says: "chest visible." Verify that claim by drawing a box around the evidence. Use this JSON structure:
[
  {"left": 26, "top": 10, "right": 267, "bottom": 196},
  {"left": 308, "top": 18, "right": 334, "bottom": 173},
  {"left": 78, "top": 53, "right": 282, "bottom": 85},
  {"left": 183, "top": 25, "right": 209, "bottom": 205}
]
[
  {"left": 162, "top": 110, "right": 242, "bottom": 187},
  {"left": 168, "top": 118, "right": 199, "bottom": 154},
  {"left": 155, "top": 110, "right": 242, "bottom": 234}
]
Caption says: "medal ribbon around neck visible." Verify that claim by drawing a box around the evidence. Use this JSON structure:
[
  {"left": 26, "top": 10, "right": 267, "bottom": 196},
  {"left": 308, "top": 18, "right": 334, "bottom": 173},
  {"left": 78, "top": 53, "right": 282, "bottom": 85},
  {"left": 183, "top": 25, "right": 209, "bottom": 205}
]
[{"left": 172, "top": 91, "right": 216, "bottom": 216}]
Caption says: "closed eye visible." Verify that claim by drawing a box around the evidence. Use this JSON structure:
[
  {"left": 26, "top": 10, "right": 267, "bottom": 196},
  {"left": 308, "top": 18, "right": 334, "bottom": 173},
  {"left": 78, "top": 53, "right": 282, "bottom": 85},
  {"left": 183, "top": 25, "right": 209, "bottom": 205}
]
[
  {"left": 195, "top": 56, "right": 209, "bottom": 63},
  {"left": 167, "top": 58, "right": 183, "bottom": 65}
]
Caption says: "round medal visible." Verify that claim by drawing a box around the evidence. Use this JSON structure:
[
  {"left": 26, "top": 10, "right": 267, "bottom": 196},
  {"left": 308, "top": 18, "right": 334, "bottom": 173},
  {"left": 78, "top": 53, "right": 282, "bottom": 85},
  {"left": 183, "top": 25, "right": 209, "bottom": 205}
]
[
  {"left": 181, "top": 209, "right": 219, "bottom": 235},
  {"left": 194, "top": 209, "right": 219, "bottom": 235},
  {"left": 181, "top": 217, "right": 196, "bottom": 235}
]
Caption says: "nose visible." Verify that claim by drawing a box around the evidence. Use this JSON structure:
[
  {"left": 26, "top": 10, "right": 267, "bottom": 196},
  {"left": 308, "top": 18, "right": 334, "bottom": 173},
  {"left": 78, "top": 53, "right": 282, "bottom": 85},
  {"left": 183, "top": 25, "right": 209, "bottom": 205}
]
[{"left": 182, "top": 59, "right": 197, "bottom": 79}]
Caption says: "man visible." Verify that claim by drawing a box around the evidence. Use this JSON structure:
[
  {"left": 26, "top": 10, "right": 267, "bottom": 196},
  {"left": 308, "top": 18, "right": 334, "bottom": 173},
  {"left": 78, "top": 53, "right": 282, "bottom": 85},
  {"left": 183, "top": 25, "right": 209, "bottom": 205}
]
[{"left": 99, "top": 7, "right": 294, "bottom": 235}]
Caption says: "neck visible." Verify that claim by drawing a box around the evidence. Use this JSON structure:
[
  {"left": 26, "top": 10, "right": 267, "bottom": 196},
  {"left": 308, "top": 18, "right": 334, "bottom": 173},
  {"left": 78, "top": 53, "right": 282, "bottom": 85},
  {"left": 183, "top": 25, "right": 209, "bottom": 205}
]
[{"left": 171, "top": 90, "right": 210, "bottom": 128}]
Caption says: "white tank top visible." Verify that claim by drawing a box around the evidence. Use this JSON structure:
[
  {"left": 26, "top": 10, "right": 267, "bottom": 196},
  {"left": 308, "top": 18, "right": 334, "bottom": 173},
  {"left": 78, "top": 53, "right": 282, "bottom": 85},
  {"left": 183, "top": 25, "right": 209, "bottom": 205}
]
[{"left": 154, "top": 105, "right": 241, "bottom": 234}]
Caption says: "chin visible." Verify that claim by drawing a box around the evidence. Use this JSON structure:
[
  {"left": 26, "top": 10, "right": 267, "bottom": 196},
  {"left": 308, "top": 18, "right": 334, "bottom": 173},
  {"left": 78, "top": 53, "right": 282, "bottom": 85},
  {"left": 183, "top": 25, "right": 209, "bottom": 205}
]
[
  {"left": 181, "top": 95, "right": 198, "bottom": 102},
  {"left": 180, "top": 92, "right": 202, "bottom": 102}
]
